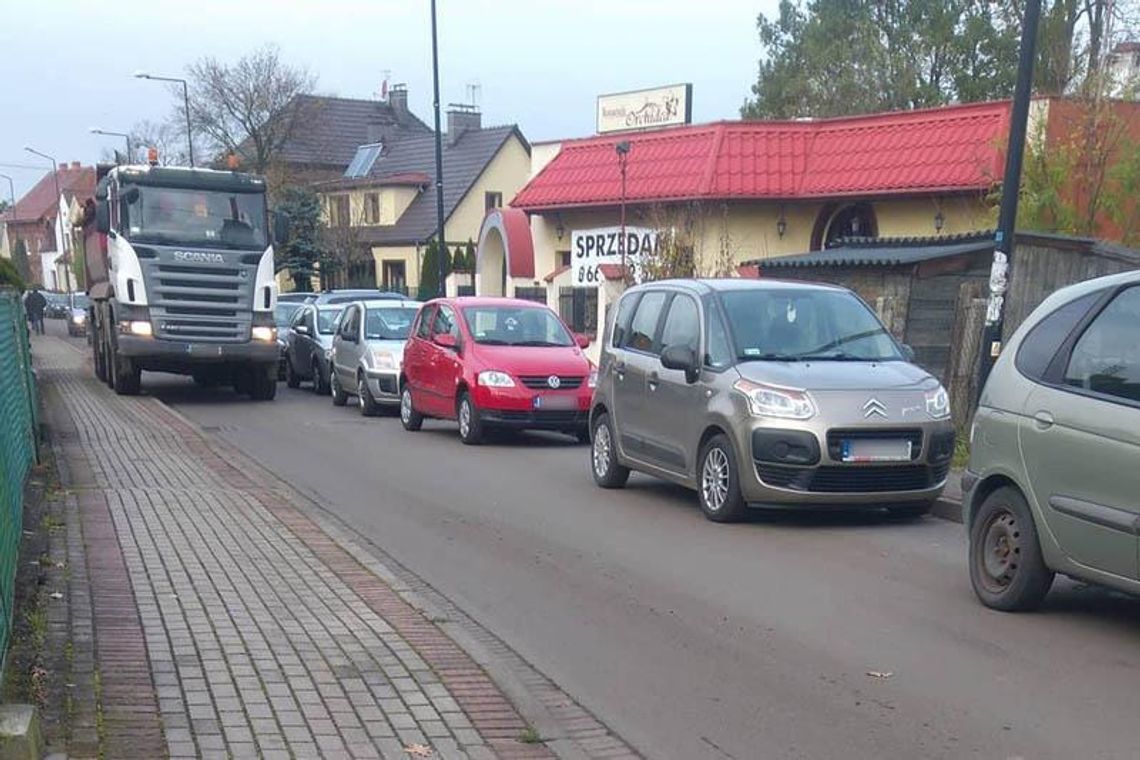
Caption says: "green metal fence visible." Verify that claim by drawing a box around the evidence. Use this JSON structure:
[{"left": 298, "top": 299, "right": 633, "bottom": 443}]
[{"left": 0, "top": 288, "right": 38, "bottom": 668}]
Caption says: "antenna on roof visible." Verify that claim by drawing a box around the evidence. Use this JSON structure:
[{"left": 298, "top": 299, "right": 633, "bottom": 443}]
[
  {"left": 466, "top": 80, "right": 481, "bottom": 108},
  {"left": 376, "top": 70, "right": 392, "bottom": 101}
]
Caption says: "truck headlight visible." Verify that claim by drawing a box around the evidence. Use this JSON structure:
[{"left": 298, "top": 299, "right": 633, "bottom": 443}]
[
  {"left": 477, "top": 370, "right": 515, "bottom": 388},
  {"left": 925, "top": 386, "right": 950, "bottom": 420},
  {"left": 120, "top": 320, "right": 153, "bottom": 337},
  {"left": 251, "top": 325, "right": 276, "bottom": 342},
  {"left": 733, "top": 379, "right": 816, "bottom": 420},
  {"left": 371, "top": 349, "right": 398, "bottom": 370}
]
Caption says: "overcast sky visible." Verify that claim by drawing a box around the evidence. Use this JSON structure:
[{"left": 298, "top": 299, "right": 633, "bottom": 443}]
[{"left": 0, "top": 0, "right": 777, "bottom": 197}]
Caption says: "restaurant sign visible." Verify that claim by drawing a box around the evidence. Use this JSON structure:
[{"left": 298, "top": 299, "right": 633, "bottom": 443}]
[
  {"left": 596, "top": 84, "right": 692, "bottom": 135},
  {"left": 571, "top": 227, "right": 660, "bottom": 287}
]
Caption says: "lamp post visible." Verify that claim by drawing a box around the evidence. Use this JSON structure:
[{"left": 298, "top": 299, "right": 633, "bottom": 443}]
[
  {"left": 134, "top": 71, "right": 194, "bottom": 167},
  {"left": 429, "top": 0, "right": 447, "bottom": 296},
  {"left": 0, "top": 173, "right": 15, "bottom": 218},
  {"left": 24, "top": 147, "right": 74, "bottom": 300},
  {"left": 90, "top": 127, "right": 133, "bottom": 163},
  {"left": 615, "top": 141, "right": 631, "bottom": 281}
]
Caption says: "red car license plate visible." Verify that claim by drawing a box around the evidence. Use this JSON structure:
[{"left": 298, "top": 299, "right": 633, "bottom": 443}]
[{"left": 533, "top": 395, "right": 576, "bottom": 410}]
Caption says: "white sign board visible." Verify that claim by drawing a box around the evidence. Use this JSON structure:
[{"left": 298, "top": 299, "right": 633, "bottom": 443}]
[
  {"left": 596, "top": 84, "right": 692, "bottom": 134},
  {"left": 571, "top": 227, "right": 658, "bottom": 287}
]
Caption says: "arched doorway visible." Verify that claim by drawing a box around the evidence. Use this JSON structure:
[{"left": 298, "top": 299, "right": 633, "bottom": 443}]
[
  {"left": 476, "top": 208, "right": 535, "bottom": 297},
  {"left": 811, "top": 203, "right": 878, "bottom": 250}
]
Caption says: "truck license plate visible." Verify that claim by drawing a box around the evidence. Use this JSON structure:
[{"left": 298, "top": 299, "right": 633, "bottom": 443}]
[{"left": 841, "top": 438, "right": 912, "bottom": 463}]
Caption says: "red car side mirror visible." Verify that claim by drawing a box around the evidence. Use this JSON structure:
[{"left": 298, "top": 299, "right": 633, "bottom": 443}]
[{"left": 575, "top": 333, "right": 591, "bottom": 349}]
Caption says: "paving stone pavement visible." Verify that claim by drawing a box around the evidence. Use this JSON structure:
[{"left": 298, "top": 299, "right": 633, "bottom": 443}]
[{"left": 34, "top": 334, "right": 604, "bottom": 760}]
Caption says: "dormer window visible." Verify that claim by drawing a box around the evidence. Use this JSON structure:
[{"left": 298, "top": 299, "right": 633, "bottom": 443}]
[{"left": 345, "top": 142, "right": 382, "bottom": 178}]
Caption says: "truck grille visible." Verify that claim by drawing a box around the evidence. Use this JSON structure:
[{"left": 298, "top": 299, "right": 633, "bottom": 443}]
[{"left": 140, "top": 251, "right": 257, "bottom": 343}]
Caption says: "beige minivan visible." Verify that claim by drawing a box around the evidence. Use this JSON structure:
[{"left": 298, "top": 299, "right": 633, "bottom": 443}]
[{"left": 965, "top": 270, "right": 1140, "bottom": 611}]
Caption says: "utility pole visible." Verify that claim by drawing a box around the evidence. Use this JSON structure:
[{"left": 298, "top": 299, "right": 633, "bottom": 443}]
[
  {"left": 430, "top": 0, "right": 447, "bottom": 297},
  {"left": 24, "top": 147, "right": 74, "bottom": 301},
  {"left": 616, "top": 141, "right": 630, "bottom": 282},
  {"left": 135, "top": 72, "right": 195, "bottom": 167},
  {"left": 978, "top": 0, "right": 1042, "bottom": 392}
]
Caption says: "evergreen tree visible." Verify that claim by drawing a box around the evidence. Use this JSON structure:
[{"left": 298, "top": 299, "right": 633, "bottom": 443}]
[
  {"left": 273, "top": 186, "right": 322, "bottom": 292},
  {"left": 11, "top": 239, "right": 30, "bottom": 282},
  {"left": 418, "top": 239, "right": 442, "bottom": 300}
]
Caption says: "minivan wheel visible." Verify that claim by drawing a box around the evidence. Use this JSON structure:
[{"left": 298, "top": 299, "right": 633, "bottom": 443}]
[
  {"left": 457, "top": 393, "right": 484, "bottom": 445},
  {"left": 330, "top": 374, "right": 348, "bottom": 407},
  {"left": 590, "top": 413, "right": 629, "bottom": 489},
  {"left": 400, "top": 387, "right": 423, "bottom": 431},
  {"left": 698, "top": 434, "right": 747, "bottom": 522},
  {"left": 969, "top": 487, "right": 1054, "bottom": 611}
]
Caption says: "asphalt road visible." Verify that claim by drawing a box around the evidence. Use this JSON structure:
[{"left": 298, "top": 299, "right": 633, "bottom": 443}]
[{"left": 118, "top": 356, "right": 1140, "bottom": 760}]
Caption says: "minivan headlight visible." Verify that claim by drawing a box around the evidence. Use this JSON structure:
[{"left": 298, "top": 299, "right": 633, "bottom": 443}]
[
  {"left": 478, "top": 370, "right": 515, "bottom": 388},
  {"left": 926, "top": 386, "right": 950, "bottom": 420},
  {"left": 733, "top": 379, "right": 816, "bottom": 420}
]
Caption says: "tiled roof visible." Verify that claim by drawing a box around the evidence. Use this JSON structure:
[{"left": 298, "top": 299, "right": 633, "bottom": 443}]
[
  {"left": 253, "top": 95, "right": 432, "bottom": 169},
  {"left": 1, "top": 165, "right": 96, "bottom": 224},
  {"left": 754, "top": 231, "right": 996, "bottom": 269},
  {"left": 336, "top": 126, "right": 527, "bottom": 246},
  {"left": 512, "top": 101, "right": 1011, "bottom": 210}
]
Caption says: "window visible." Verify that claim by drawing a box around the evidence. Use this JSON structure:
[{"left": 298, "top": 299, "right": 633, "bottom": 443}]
[
  {"left": 339, "top": 306, "right": 359, "bottom": 338},
  {"left": 659, "top": 295, "right": 700, "bottom": 353},
  {"left": 364, "top": 307, "right": 415, "bottom": 340},
  {"left": 1063, "top": 287, "right": 1140, "bottom": 403},
  {"left": 382, "top": 261, "right": 407, "bottom": 294},
  {"left": 329, "top": 195, "right": 351, "bottom": 227},
  {"left": 316, "top": 308, "right": 343, "bottom": 335},
  {"left": 611, "top": 293, "right": 639, "bottom": 348},
  {"left": 705, "top": 308, "right": 733, "bottom": 369},
  {"left": 624, "top": 291, "right": 668, "bottom": 354},
  {"left": 364, "top": 193, "right": 381, "bottom": 224},
  {"left": 559, "top": 251, "right": 572, "bottom": 268},
  {"left": 1016, "top": 291, "right": 1102, "bottom": 381},
  {"left": 485, "top": 191, "right": 502, "bottom": 211},
  {"left": 433, "top": 304, "right": 459, "bottom": 339},
  {"left": 291, "top": 307, "right": 309, "bottom": 329},
  {"left": 121, "top": 185, "right": 268, "bottom": 249},
  {"left": 416, "top": 306, "right": 436, "bottom": 339}
]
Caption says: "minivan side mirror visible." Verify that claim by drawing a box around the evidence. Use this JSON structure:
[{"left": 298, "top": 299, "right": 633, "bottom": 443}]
[
  {"left": 575, "top": 333, "right": 591, "bottom": 349},
  {"left": 661, "top": 344, "right": 700, "bottom": 384},
  {"left": 900, "top": 343, "right": 916, "bottom": 362},
  {"left": 95, "top": 200, "right": 110, "bottom": 234}
]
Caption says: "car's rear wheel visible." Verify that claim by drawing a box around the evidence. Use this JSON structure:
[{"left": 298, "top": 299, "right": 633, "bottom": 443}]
[
  {"left": 330, "top": 373, "right": 348, "bottom": 407},
  {"left": 359, "top": 373, "right": 380, "bottom": 417},
  {"left": 285, "top": 357, "right": 300, "bottom": 388},
  {"left": 590, "top": 413, "right": 629, "bottom": 489},
  {"left": 970, "top": 487, "right": 1054, "bottom": 611},
  {"left": 457, "top": 392, "right": 484, "bottom": 445},
  {"left": 698, "top": 434, "right": 747, "bottom": 522},
  {"left": 312, "top": 360, "right": 330, "bottom": 395},
  {"left": 400, "top": 387, "right": 423, "bottom": 431}
]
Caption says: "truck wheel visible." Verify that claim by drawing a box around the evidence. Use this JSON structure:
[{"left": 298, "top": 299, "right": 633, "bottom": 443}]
[
  {"left": 358, "top": 373, "right": 380, "bottom": 417},
  {"left": 248, "top": 365, "right": 277, "bottom": 401},
  {"left": 111, "top": 354, "right": 141, "bottom": 396},
  {"left": 92, "top": 327, "right": 107, "bottom": 382}
]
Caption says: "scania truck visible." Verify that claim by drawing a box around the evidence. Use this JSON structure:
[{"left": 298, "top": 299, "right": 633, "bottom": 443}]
[{"left": 88, "top": 163, "right": 285, "bottom": 399}]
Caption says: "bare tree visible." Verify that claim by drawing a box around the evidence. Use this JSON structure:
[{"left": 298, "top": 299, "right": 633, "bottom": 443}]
[
  {"left": 184, "top": 45, "right": 316, "bottom": 174},
  {"left": 130, "top": 119, "right": 188, "bottom": 165}
]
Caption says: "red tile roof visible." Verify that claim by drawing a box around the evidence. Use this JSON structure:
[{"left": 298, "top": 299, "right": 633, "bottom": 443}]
[
  {"left": 512, "top": 101, "right": 1010, "bottom": 210},
  {"left": 1, "top": 165, "right": 96, "bottom": 224}
]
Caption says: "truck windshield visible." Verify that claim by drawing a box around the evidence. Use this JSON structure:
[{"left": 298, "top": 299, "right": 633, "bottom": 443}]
[{"left": 122, "top": 185, "right": 267, "bottom": 250}]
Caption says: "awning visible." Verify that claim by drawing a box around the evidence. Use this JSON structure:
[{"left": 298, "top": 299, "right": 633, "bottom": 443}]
[{"left": 753, "top": 232, "right": 995, "bottom": 269}]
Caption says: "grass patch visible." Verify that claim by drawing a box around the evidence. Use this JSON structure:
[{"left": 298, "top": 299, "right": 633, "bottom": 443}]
[
  {"left": 41, "top": 514, "right": 64, "bottom": 532},
  {"left": 518, "top": 726, "right": 544, "bottom": 744},
  {"left": 952, "top": 435, "right": 971, "bottom": 470}
]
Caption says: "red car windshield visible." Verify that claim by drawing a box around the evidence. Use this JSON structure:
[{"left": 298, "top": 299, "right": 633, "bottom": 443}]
[{"left": 461, "top": 306, "right": 573, "bottom": 347}]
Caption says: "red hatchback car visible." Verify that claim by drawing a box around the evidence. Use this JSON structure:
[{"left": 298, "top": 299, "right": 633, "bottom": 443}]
[{"left": 400, "top": 297, "right": 596, "bottom": 444}]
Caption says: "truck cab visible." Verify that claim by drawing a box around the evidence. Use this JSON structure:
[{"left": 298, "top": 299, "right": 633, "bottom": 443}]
[{"left": 89, "top": 164, "right": 284, "bottom": 399}]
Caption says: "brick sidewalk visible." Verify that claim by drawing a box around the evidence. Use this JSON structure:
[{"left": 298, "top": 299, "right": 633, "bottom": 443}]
[{"left": 33, "top": 334, "right": 594, "bottom": 760}]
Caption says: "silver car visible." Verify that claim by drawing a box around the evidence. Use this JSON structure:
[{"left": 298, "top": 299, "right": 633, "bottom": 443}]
[
  {"left": 964, "top": 270, "right": 1140, "bottom": 611},
  {"left": 330, "top": 299, "right": 421, "bottom": 415},
  {"left": 589, "top": 279, "right": 956, "bottom": 522}
]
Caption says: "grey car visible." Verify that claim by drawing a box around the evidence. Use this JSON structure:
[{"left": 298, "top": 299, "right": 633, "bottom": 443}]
[
  {"left": 330, "top": 299, "right": 421, "bottom": 415},
  {"left": 589, "top": 279, "right": 956, "bottom": 522},
  {"left": 283, "top": 304, "right": 343, "bottom": 394},
  {"left": 964, "top": 270, "right": 1140, "bottom": 611}
]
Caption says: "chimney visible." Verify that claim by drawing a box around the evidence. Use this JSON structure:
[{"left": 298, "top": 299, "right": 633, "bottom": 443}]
[
  {"left": 389, "top": 83, "right": 409, "bottom": 120},
  {"left": 447, "top": 104, "right": 481, "bottom": 145}
]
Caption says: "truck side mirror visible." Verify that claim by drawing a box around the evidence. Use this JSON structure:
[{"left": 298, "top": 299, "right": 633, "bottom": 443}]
[
  {"left": 95, "top": 201, "right": 110, "bottom": 234},
  {"left": 272, "top": 211, "right": 291, "bottom": 246}
]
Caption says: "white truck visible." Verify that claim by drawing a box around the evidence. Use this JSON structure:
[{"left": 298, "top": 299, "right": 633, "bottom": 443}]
[{"left": 88, "top": 163, "right": 286, "bottom": 399}]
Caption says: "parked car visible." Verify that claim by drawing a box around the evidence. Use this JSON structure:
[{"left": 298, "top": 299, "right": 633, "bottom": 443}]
[
  {"left": 310, "top": 289, "right": 410, "bottom": 306},
  {"left": 277, "top": 292, "right": 315, "bottom": 305},
  {"left": 589, "top": 279, "right": 955, "bottom": 522},
  {"left": 67, "top": 294, "right": 91, "bottom": 337},
  {"left": 44, "top": 292, "right": 70, "bottom": 319},
  {"left": 964, "top": 270, "right": 1140, "bottom": 611},
  {"left": 283, "top": 304, "right": 343, "bottom": 394},
  {"left": 274, "top": 302, "right": 305, "bottom": 380},
  {"left": 400, "top": 297, "right": 594, "bottom": 444},
  {"left": 330, "top": 299, "right": 421, "bottom": 414}
]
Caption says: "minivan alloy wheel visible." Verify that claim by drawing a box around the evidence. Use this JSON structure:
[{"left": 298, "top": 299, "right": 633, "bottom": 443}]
[
  {"left": 701, "top": 447, "right": 731, "bottom": 512},
  {"left": 592, "top": 424, "right": 613, "bottom": 479}
]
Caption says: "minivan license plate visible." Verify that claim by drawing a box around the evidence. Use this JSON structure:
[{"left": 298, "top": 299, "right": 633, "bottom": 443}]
[{"left": 841, "top": 439, "right": 912, "bottom": 463}]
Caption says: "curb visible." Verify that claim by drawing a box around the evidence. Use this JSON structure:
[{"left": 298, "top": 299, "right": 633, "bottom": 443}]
[{"left": 931, "top": 496, "right": 963, "bottom": 523}]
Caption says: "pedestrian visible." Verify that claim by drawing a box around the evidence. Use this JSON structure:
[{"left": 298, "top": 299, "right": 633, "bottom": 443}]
[{"left": 25, "top": 287, "right": 46, "bottom": 335}]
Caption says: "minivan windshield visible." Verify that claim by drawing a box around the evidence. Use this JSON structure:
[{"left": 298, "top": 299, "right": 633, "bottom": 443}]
[
  {"left": 462, "top": 306, "right": 574, "bottom": 347},
  {"left": 121, "top": 185, "right": 268, "bottom": 250},
  {"left": 365, "top": 307, "right": 415, "bottom": 340},
  {"left": 720, "top": 289, "right": 902, "bottom": 362}
]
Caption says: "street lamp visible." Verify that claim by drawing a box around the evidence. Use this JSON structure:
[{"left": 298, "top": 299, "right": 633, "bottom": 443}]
[
  {"left": 0, "top": 173, "right": 15, "bottom": 219},
  {"left": 24, "top": 146, "right": 74, "bottom": 300},
  {"left": 90, "top": 127, "right": 133, "bottom": 163},
  {"left": 615, "top": 141, "right": 631, "bottom": 281},
  {"left": 134, "top": 71, "right": 194, "bottom": 167}
]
